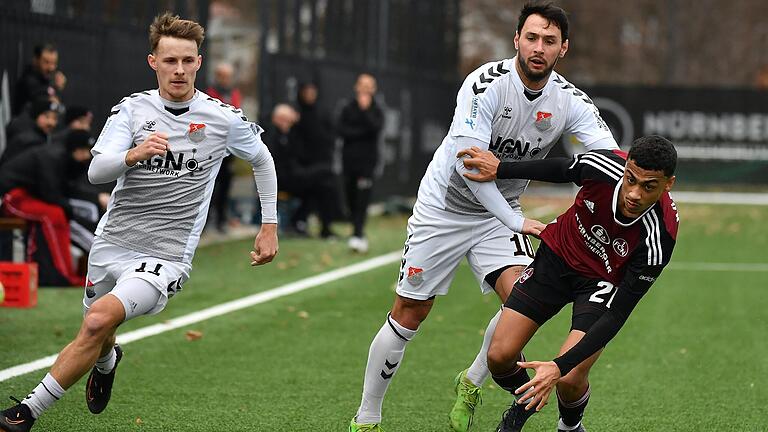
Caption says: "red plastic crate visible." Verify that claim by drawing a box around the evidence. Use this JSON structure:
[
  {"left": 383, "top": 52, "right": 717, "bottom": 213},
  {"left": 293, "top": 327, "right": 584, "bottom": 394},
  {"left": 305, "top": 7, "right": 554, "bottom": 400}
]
[{"left": 0, "top": 262, "right": 38, "bottom": 308}]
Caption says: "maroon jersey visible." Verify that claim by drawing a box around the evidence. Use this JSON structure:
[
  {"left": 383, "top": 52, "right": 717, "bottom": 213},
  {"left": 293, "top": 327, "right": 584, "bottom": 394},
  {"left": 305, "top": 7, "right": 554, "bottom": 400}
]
[
  {"left": 540, "top": 149, "right": 679, "bottom": 286},
  {"left": 495, "top": 148, "right": 679, "bottom": 375}
]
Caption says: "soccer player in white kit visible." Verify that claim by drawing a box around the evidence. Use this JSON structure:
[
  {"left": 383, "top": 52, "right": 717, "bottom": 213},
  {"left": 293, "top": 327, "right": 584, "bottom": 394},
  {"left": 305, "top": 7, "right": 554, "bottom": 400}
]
[
  {"left": 349, "top": 3, "right": 619, "bottom": 432},
  {"left": 0, "top": 13, "right": 278, "bottom": 432}
]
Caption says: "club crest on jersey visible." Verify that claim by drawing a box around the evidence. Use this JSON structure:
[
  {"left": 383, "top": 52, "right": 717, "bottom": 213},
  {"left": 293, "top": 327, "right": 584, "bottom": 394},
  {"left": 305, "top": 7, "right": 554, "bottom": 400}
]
[
  {"left": 612, "top": 238, "right": 629, "bottom": 257},
  {"left": 535, "top": 111, "right": 552, "bottom": 131},
  {"left": 590, "top": 224, "right": 610, "bottom": 244},
  {"left": 188, "top": 123, "right": 206, "bottom": 143},
  {"left": 407, "top": 266, "right": 424, "bottom": 286},
  {"left": 518, "top": 267, "right": 534, "bottom": 284},
  {"left": 502, "top": 106, "right": 513, "bottom": 119}
]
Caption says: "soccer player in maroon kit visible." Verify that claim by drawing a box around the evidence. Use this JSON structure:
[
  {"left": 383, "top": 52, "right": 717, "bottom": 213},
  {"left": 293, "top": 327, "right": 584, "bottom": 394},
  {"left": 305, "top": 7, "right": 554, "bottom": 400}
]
[{"left": 458, "top": 135, "right": 679, "bottom": 432}]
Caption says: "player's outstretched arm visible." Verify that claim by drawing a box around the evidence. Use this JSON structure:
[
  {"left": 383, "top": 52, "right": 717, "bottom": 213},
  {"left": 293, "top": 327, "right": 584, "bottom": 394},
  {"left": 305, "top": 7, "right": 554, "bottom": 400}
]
[
  {"left": 514, "top": 360, "right": 561, "bottom": 412},
  {"left": 458, "top": 146, "right": 576, "bottom": 183},
  {"left": 250, "top": 223, "right": 278, "bottom": 266}
]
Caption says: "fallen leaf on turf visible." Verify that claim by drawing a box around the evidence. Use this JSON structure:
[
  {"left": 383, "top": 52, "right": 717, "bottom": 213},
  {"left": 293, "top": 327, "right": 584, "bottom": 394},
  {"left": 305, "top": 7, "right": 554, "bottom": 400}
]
[
  {"left": 185, "top": 330, "right": 203, "bottom": 341},
  {"left": 136, "top": 417, "right": 143, "bottom": 425},
  {"left": 297, "top": 310, "right": 309, "bottom": 319}
]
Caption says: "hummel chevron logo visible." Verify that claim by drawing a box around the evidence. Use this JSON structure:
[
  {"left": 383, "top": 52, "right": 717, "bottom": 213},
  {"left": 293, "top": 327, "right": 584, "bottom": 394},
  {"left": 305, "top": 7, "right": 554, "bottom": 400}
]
[
  {"left": 473, "top": 62, "right": 511, "bottom": 95},
  {"left": 380, "top": 359, "right": 399, "bottom": 380}
]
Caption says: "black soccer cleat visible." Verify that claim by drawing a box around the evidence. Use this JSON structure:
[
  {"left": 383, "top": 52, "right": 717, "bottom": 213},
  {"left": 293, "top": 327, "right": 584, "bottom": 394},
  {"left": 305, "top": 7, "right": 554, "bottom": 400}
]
[
  {"left": 86, "top": 344, "right": 123, "bottom": 414},
  {"left": 558, "top": 421, "right": 587, "bottom": 432},
  {"left": 495, "top": 401, "right": 536, "bottom": 432},
  {"left": 0, "top": 397, "right": 35, "bottom": 432}
]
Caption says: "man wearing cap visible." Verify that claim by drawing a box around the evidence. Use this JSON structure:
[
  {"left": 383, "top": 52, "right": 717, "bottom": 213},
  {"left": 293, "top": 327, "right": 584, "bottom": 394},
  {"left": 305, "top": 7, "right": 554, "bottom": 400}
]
[
  {"left": 0, "top": 130, "right": 95, "bottom": 286},
  {"left": 0, "top": 99, "right": 58, "bottom": 166}
]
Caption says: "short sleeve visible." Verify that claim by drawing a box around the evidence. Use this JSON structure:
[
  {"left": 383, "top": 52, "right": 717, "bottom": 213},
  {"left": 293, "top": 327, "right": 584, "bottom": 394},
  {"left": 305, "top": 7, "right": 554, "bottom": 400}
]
[
  {"left": 92, "top": 104, "right": 134, "bottom": 156},
  {"left": 564, "top": 92, "right": 617, "bottom": 150},
  {"left": 226, "top": 116, "right": 267, "bottom": 163},
  {"left": 450, "top": 62, "right": 507, "bottom": 144}
]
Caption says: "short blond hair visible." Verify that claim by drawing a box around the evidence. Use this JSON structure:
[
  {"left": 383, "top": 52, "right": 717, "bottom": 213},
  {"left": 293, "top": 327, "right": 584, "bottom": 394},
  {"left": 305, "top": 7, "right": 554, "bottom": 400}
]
[{"left": 149, "top": 12, "right": 205, "bottom": 53}]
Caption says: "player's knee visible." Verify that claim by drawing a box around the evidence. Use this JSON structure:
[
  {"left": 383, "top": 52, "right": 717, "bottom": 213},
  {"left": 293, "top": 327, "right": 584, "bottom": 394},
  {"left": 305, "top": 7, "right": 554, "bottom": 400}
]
[
  {"left": 487, "top": 343, "right": 518, "bottom": 374},
  {"left": 391, "top": 296, "right": 433, "bottom": 329},
  {"left": 81, "top": 310, "right": 120, "bottom": 341}
]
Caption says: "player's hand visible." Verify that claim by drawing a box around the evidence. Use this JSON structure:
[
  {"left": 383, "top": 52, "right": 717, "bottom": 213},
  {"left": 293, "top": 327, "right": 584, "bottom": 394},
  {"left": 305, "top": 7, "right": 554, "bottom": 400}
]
[
  {"left": 515, "top": 360, "right": 561, "bottom": 412},
  {"left": 521, "top": 218, "right": 546, "bottom": 238},
  {"left": 457, "top": 146, "right": 500, "bottom": 182},
  {"left": 250, "top": 223, "right": 278, "bottom": 266},
  {"left": 125, "top": 132, "right": 169, "bottom": 166},
  {"left": 54, "top": 70, "right": 67, "bottom": 91}
]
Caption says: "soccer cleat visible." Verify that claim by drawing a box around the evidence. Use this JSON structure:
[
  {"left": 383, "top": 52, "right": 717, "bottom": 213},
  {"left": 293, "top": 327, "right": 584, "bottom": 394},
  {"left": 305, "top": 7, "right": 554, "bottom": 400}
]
[
  {"left": 495, "top": 401, "right": 536, "bottom": 432},
  {"left": 349, "top": 417, "right": 383, "bottom": 432},
  {"left": 557, "top": 420, "right": 587, "bottom": 432},
  {"left": 449, "top": 369, "right": 482, "bottom": 432},
  {"left": 85, "top": 344, "right": 123, "bottom": 414},
  {"left": 0, "top": 397, "right": 35, "bottom": 432}
]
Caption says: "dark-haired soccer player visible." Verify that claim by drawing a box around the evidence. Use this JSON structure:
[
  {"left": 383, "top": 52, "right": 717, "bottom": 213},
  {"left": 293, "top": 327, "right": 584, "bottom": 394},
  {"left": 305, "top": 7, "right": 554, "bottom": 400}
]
[
  {"left": 349, "top": 2, "right": 619, "bottom": 431},
  {"left": 0, "top": 12, "right": 278, "bottom": 432},
  {"left": 458, "top": 135, "right": 679, "bottom": 431}
]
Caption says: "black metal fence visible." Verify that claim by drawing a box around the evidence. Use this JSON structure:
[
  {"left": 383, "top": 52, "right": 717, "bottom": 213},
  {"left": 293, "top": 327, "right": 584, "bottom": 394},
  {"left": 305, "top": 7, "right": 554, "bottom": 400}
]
[
  {"left": 256, "top": 0, "right": 462, "bottom": 199},
  {"left": 0, "top": 0, "right": 209, "bottom": 132}
]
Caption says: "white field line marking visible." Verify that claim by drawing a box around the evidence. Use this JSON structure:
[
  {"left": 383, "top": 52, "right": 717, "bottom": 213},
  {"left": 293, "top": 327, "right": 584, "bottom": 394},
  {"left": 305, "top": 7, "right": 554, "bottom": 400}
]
[
  {"left": 0, "top": 206, "right": 561, "bottom": 383},
  {"left": 666, "top": 262, "right": 768, "bottom": 272},
  {"left": 0, "top": 251, "right": 403, "bottom": 383}
]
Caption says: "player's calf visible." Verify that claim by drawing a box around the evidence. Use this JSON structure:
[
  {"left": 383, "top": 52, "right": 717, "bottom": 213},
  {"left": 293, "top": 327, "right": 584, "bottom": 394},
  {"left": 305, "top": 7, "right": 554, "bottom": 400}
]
[{"left": 556, "top": 385, "right": 590, "bottom": 432}]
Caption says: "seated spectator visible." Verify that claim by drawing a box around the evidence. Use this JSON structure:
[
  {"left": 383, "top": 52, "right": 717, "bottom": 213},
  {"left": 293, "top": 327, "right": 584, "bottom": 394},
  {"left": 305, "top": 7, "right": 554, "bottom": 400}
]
[
  {"left": 1, "top": 99, "right": 58, "bottom": 166},
  {"left": 0, "top": 130, "right": 95, "bottom": 286},
  {"left": 13, "top": 43, "right": 65, "bottom": 116},
  {"left": 52, "top": 105, "right": 93, "bottom": 144},
  {"left": 261, "top": 103, "right": 307, "bottom": 235}
]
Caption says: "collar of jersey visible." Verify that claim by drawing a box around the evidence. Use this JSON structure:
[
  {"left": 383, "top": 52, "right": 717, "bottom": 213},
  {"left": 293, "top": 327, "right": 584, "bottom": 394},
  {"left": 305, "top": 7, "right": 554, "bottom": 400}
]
[
  {"left": 159, "top": 90, "right": 199, "bottom": 110},
  {"left": 511, "top": 56, "right": 551, "bottom": 102}
]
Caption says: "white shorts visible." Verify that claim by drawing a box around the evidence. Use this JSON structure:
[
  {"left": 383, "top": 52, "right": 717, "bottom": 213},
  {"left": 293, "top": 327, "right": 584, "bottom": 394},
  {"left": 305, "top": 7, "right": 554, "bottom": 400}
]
[
  {"left": 83, "top": 237, "right": 191, "bottom": 319},
  {"left": 395, "top": 203, "right": 535, "bottom": 300}
]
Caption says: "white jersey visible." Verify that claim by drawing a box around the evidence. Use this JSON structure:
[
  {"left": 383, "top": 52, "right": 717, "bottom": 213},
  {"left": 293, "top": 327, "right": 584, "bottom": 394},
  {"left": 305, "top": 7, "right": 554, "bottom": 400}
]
[
  {"left": 417, "top": 57, "right": 617, "bottom": 218},
  {"left": 92, "top": 89, "right": 274, "bottom": 264}
]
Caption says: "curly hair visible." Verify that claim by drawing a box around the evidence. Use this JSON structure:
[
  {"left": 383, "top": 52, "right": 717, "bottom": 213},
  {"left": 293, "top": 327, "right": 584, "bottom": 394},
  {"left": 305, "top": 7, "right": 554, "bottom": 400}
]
[{"left": 628, "top": 135, "right": 677, "bottom": 177}]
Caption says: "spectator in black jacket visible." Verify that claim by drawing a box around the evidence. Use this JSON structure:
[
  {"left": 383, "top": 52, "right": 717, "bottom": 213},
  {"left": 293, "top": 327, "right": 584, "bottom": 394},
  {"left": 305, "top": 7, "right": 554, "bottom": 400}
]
[
  {"left": 1, "top": 99, "right": 58, "bottom": 166},
  {"left": 0, "top": 130, "right": 95, "bottom": 286},
  {"left": 13, "top": 43, "right": 65, "bottom": 116},
  {"left": 338, "top": 73, "right": 384, "bottom": 253},
  {"left": 261, "top": 104, "right": 307, "bottom": 235},
  {"left": 294, "top": 82, "right": 338, "bottom": 239}
]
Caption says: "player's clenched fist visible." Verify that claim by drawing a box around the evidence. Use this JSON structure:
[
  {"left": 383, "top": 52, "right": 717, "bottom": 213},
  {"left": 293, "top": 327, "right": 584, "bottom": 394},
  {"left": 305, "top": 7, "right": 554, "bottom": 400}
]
[{"left": 125, "top": 132, "right": 170, "bottom": 166}]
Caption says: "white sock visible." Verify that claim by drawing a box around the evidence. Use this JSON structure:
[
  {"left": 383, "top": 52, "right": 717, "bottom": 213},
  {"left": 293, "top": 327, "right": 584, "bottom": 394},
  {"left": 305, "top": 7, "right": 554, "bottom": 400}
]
[
  {"left": 356, "top": 313, "right": 417, "bottom": 424},
  {"left": 558, "top": 418, "right": 582, "bottom": 430},
  {"left": 95, "top": 346, "right": 116, "bottom": 374},
  {"left": 21, "top": 373, "right": 65, "bottom": 419},
  {"left": 465, "top": 308, "right": 502, "bottom": 386}
]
